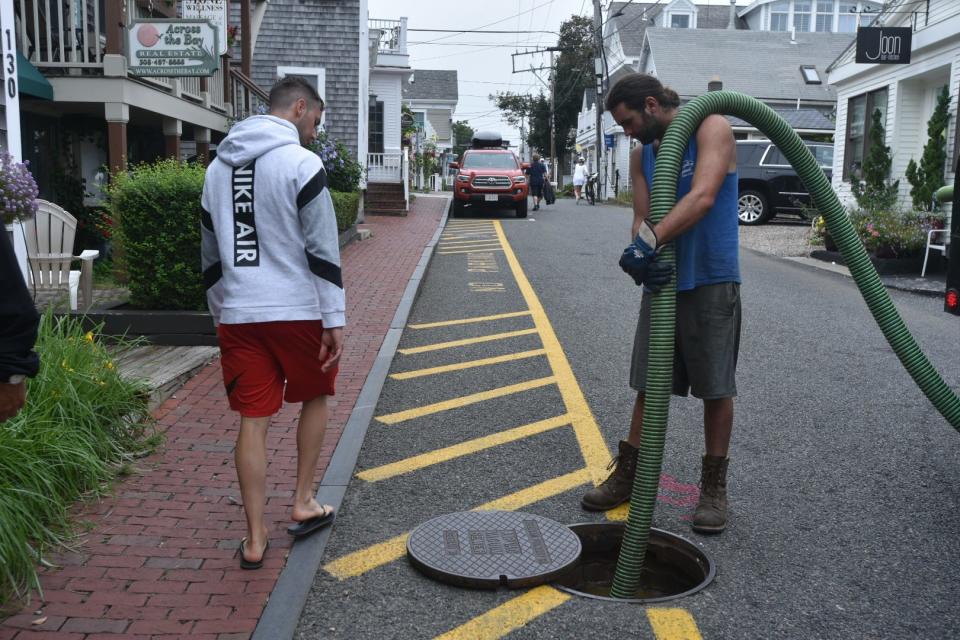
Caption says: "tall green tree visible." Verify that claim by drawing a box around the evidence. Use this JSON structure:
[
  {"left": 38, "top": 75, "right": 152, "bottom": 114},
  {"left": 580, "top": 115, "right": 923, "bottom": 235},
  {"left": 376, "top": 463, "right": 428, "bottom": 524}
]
[
  {"left": 851, "top": 108, "right": 900, "bottom": 211},
  {"left": 452, "top": 120, "right": 475, "bottom": 158},
  {"left": 491, "top": 15, "right": 593, "bottom": 162},
  {"left": 905, "top": 86, "right": 952, "bottom": 211}
]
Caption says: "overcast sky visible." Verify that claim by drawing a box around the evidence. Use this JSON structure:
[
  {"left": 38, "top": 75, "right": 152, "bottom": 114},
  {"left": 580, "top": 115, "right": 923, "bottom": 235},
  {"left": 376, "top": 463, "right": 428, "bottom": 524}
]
[{"left": 367, "top": 0, "right": 757, "bottom": 142}]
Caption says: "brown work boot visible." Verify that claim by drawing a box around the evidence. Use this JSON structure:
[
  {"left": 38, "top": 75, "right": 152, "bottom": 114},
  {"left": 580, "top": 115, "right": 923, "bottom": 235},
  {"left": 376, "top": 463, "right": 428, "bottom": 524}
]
[
  {"left": 581, "top": 440, "right": 638, "bottom": 511},
  {"left": 692, "top": 455, "right": 729, "bottom": 534}
]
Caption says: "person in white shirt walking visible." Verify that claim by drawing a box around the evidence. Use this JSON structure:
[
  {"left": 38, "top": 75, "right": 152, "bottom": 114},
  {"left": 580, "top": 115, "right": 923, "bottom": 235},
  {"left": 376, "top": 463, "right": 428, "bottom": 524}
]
[
  {"left": 201, "top": 76, "right": 345, "bottom": 570},
  {"left": 573, "top": 157, "right": 588, "bottom": 203}
]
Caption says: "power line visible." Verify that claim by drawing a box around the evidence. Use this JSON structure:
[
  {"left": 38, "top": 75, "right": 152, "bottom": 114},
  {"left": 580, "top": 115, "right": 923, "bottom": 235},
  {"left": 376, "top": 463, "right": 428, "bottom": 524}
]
[
  {"left": 414, "top": 0, "right": 559, "bottom": 45},
  {"left": 408, "top": 28, "right": 559, "bottom": 34}
]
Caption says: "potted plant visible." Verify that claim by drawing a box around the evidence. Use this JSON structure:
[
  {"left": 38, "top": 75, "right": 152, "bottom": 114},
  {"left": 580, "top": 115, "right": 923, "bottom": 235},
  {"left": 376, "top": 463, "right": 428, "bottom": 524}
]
[{"left": 1, "top": 153, "right": 39, "bottom": 244}]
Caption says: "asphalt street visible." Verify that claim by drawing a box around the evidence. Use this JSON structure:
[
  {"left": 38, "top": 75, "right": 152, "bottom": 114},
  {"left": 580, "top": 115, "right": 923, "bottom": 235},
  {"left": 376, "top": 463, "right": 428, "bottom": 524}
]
[{"left": 295, "top": 196, "right": 960, "bottom": 639}]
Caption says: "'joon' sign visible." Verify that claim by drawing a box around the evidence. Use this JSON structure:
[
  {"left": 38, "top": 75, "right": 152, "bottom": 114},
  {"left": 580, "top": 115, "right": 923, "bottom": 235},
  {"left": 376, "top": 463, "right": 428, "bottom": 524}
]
[{"left": 856, "top": 27, "right": 912, "bottom": 65}]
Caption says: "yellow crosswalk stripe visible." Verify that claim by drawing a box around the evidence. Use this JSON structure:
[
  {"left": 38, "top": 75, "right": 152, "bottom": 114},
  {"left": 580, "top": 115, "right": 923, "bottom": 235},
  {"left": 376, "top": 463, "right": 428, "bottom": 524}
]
[
  {"left": 398, "top": 328, "right": 538, "bottom": 355},
  {"left": 376, "top": 377, "right": 557, "bottom": 424},
  {"left": 492, "top": 221, "right": 612, "bottom": 480},
  {"left": 357, "top": 414, "right": 571, "bottom": 482},
  {"left": 434, "top": 586, "right": 571, "bottom": 640},
  {"left": 408, "top": 311, "right": 531, "bottom": 330},
  {"left": 647, "top": 608, "right": 704, "bottom": 640},
  {"left": 390, "top": 349, "right": 546, "bottom": 380},
  {"left": 323, "top": 469, "right": 591, "bottom": 579},
  {"left": 438, "top": 248, "right": 506, "bottom": 255}
]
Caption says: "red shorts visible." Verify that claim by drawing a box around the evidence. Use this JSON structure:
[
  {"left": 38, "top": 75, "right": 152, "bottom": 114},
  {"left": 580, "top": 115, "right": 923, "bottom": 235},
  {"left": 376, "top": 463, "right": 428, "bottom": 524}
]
[{"left": 217, "top": 320, "right": 338, "bottom": 417}]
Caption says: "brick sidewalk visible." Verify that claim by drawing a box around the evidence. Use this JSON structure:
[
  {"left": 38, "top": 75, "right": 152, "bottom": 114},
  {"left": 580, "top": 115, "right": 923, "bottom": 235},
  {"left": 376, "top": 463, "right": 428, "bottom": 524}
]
[{"left": 0, "top": 196, "right": 448, "bottom": 639}]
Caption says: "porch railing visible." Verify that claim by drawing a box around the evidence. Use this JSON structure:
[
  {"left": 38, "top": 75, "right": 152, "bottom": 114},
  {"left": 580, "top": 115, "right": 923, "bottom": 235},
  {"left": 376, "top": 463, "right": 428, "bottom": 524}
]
[
  {"left": 21, "top": 0, "right": 104, "bottom": 67},
  {"left": 368, "top": 18, "right": 407, "bottom": 55},
  {"left": 368, "top": 151, "right": 403, "bottom": 183},
  {"left": 401, "top": 147, "right": 409, "bottom": 210},
  {"left": 229, "top": 66, "right": 268, "bottom": 120}
]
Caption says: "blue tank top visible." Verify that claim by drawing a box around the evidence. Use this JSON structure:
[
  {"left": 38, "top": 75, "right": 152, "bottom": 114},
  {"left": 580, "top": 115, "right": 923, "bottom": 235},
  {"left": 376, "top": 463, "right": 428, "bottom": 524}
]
[{"left": 642, "top": 136, "right": 741, "bottom": 292}]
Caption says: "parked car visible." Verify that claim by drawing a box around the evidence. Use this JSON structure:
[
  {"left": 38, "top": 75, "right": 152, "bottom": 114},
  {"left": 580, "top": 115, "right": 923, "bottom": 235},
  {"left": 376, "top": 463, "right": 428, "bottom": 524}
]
[
  {"left": 735, "top": 140, "right": 834, "bottom": 225},
  {"left": 449, "top": 133, "right": 529, "bottom": 218}
]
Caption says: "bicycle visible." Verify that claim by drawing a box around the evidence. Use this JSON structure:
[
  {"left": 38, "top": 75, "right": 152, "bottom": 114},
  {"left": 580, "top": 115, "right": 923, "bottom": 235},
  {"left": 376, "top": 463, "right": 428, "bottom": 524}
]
[{"left": 585, "top": 172, "right": 598, "bottom": 205}]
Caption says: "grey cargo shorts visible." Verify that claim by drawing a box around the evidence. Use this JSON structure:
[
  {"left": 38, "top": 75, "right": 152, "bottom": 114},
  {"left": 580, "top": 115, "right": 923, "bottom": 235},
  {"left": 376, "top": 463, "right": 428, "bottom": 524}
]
[{"left": 629, "top": 282, "right": 741, "bottom": 399}]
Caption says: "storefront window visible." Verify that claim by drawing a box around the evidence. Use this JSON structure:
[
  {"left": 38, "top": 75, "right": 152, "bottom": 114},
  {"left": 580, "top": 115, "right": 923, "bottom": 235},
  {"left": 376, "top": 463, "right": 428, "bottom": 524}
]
[{"left": 844, "top": 87, "right": 888, "bottom": 180}]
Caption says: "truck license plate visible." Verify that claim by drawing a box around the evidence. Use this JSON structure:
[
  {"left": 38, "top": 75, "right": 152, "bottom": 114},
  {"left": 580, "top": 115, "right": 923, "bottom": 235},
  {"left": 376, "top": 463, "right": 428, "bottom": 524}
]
[{"left": 484, "top": 195, "right": 498, "bottom": 202}]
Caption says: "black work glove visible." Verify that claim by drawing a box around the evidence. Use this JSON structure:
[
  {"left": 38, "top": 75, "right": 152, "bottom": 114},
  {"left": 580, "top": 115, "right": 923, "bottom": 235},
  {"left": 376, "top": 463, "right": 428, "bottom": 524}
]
[{"left": 618, "top": 219, "right": 673, "bottom": 293}]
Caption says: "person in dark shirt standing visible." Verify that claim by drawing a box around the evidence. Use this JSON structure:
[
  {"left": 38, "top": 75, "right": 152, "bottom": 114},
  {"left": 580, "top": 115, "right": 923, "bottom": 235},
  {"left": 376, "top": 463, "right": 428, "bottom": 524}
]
[
  {"left": 0, "top": 228, "right": 40, "bottom": 422},
  {"left": 525, "top": 153, "right": 548, "bottom": 211}
]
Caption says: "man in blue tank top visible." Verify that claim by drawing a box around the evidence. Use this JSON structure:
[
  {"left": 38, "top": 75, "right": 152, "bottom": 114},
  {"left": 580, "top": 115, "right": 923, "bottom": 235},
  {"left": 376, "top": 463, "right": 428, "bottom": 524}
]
[{"left": 581, "top": 74, "right": 741, "bottom": 535}]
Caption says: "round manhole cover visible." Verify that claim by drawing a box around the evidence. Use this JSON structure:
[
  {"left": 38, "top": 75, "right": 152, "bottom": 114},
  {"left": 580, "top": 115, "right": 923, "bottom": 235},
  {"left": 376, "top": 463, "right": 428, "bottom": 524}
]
[{"left": 407, "top": 510, "right": 582, "bottom": 589}]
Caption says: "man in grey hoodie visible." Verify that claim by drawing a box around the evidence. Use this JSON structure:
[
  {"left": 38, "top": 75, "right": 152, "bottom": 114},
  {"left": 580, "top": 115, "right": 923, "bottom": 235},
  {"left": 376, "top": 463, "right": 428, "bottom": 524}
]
[{"left": 201, "top": 76, "right": 344, "bottom": 569}]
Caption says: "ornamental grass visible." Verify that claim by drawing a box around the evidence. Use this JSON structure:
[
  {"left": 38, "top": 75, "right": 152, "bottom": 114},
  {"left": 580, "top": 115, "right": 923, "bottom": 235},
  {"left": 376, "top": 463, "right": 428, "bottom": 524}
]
[{"left": 0, "top": 312, "right": 155, "bottom": 609}]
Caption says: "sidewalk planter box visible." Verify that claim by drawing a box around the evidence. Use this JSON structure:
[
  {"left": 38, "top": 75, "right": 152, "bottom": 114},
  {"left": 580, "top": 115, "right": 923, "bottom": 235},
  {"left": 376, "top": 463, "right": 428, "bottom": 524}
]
[
  {"left": 810, "top": 250, "right": 926, "bottom": 276},
  {"left": 70, "top": 302, "right": 217, "bottom": 346}
]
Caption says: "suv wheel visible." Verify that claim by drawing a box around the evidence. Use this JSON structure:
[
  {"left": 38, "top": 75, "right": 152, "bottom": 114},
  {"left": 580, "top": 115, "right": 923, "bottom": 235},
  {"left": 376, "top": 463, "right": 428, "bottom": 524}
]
[
  {"left": 516, "top": 199, "right": 528, "bottom": 218},
  {"left": 738, "top": 190, "right": 769, "bottom": 225}
]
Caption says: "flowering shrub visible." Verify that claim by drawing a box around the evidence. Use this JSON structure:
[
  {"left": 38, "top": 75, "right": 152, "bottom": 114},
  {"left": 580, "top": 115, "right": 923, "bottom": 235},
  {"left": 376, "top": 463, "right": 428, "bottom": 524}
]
[
  {"left": 0, "top": 153, "right": 39, "bottom": 225},
  {"left": 309, "top": 131, "right": 363, "bottom": 193},
  {"left": 846, "top": 208, "right": 944, "bottom": 258}
]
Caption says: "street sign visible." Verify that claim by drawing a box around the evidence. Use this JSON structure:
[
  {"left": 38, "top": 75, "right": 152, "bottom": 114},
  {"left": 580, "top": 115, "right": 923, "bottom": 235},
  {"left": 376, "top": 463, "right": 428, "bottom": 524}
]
[
  {"left": 181, "top": 0, "right": 228, "bottom": 55},
  {"left": 605, "top": 133, "right": 615, "bottom": 149},
  {"left": 127, "top": 20, "right": 219, "bottom": 77},
  {"left": 856, "top": 27, "right": 912, "bottom": 64}
]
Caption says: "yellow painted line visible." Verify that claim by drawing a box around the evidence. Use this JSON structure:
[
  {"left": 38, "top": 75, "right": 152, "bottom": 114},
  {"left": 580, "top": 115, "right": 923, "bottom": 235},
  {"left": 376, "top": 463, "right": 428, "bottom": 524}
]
[
  {"left": 439, "top": 239, "right": 501, "bottom": 247},
  {"left": 389, "top": 349, "right": 547, "bottom": 380},
  {"left": 356, "top": 414, "right": 571, "bottom": 482},
  {"left": 398, "top": 328, "right": 538, "bottom": 355},
  {"left": 408, "top": 311, "right": 531, "bottom": 330},
  {"left": 376, "top": 376, "right": 557, "bottom": 425},
  {"left": 438, "top": 248, "right": 506, "bottom": 255},
  {"left": 324, "top": 469, "right": 591, "bottom": 579},
  {"left": 493, "top": 221, "right": 612, "bottom": 481},
  {"left": 647, "top": 609, "right": 703, "bottom": 640},
  {"left": 434, "top": 586, "right": 571, "bottom": 640},
  {"left": 439, "top": 243, "right": 503, "bottom": 251}
]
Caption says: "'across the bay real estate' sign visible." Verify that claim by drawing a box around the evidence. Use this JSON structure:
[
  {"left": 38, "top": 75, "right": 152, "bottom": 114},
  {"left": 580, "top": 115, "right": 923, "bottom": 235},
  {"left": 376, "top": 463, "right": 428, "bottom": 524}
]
[
  {"left": 856, "top": 27, "right": 912, "bottom": 64},
  {"left": 127, "top": 20, "right": 219, "bottom": 76}
]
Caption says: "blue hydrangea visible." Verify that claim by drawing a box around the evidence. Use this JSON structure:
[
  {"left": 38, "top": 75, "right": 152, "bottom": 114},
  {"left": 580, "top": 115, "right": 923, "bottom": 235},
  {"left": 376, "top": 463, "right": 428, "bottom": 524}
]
[{"left": 0, "top": 153, "right": 39, "bottom": 224}]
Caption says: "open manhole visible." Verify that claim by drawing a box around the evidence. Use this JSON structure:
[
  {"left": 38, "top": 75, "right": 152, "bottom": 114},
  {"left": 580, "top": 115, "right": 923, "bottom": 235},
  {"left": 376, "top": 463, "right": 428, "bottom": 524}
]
[
  {"left": 407, "top": 510, "right": 582, "bottom": 589},
  {"left": 553, "top": 523, "right": 715, "bottom": 603}
]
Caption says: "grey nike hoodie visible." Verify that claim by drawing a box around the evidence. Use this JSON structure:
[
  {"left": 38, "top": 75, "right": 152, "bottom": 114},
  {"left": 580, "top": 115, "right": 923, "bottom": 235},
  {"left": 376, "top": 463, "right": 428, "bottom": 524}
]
[{"left": 201, "top": 115, "right": 345, "bottom": 327}]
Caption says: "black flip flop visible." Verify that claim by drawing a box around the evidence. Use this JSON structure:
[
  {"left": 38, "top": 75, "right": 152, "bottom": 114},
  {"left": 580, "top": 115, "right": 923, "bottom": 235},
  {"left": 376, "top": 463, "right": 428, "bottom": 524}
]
[
  {"left": 286, "top": 507, "right": 336, "bottom": 538},
  {"left": 238, "top": 537, "right": 268, "bottom": 570}
]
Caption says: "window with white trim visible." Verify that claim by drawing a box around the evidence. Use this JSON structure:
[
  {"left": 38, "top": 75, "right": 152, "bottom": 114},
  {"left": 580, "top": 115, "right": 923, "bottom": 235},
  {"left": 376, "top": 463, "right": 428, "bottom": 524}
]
[
  {"left": 844, "top": 87, "right": 888, "bottom": 181},
  {"left": 838, "top": 2, "right": 858, "bottom": 32},
  {"left": 670, "top": 13, "right": 691, "bottom": 28},
  {"left": 815, "top": 0, "right": 834, "bottom": 31},
  {"left": 276, "top": 66, "right": 327, "bottom": 123},
  {"left": 794, "top": 1, "right": 812, "bottom": 31},
  {"left": 770, "top": 0, "right": 790, "bottom": 31}
]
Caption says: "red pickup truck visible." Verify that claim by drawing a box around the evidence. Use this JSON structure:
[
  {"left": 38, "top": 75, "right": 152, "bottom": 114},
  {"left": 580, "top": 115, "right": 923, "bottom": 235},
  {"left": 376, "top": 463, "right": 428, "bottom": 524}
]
[{"left": 450, "top": 145, "right": 529, "bottom": 218}]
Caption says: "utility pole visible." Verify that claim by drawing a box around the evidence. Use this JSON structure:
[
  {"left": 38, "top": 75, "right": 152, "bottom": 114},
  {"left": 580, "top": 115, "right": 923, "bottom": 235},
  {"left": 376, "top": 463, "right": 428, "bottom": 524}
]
[
  {"left": 549, "top": 51, "right": 557, "bottom": 183},
  {"left": 592, "top": 0, "right": 605, "bottom": 200}
]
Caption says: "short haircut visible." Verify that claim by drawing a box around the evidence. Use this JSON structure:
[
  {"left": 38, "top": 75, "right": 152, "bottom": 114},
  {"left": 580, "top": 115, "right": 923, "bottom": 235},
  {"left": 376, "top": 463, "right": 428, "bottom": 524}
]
[
  {"left": 605, "top": 73, "right": 680, "bottom": 113},
  {"left": 269, "top": 76, "right": 324, "bottom": 111},
  {"left": 532, "top": 153, "right": 540, "bottom": 162}
]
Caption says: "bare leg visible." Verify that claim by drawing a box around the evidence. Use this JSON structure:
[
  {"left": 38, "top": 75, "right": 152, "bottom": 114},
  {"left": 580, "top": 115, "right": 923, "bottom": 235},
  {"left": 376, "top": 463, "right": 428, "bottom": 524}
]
[
  {"left": 626, "top": 392, "right": 645, "bottom": 448},
  {"left": 236, "top": 416, "right": 270, "bottom": 561},
  {"left": 703, "top": 397, "right": 734, "bottom": 457},
  {"left": 292, "top": 395, "right": 334, "bottom": 522}
]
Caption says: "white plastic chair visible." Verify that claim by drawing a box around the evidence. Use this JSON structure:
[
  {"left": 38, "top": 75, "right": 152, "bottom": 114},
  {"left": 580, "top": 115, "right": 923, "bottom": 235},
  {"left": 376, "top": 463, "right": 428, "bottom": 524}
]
[
  {"left": 23, "top": 200, "right": 100, "bottom": 310},
  {"left": 921, "top": 228, "right": 949, "bottom": 277}
]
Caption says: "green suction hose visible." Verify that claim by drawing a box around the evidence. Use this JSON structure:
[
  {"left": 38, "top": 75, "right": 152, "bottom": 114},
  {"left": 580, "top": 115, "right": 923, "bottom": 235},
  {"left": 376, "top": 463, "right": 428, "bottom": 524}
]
[{"left": 610, "top": 90, "right": 960, "bottom": 599}]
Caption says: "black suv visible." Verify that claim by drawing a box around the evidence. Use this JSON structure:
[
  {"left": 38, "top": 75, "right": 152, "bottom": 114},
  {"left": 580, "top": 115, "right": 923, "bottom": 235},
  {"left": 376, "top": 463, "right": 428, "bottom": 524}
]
[{"left": 736, "top": 141, "right": 833, "bottom": 225}]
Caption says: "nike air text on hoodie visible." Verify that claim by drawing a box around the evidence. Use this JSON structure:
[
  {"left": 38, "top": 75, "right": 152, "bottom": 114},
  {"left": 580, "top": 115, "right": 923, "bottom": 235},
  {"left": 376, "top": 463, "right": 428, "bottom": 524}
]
[{"left": 201, "top": 115, "right": 346, "bottom": 328}]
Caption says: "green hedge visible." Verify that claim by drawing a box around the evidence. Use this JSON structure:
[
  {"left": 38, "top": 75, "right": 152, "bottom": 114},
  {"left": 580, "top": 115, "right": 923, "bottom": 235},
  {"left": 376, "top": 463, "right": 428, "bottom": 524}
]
[
  {"left": 331, "top": 190, "right": 360, "bottom": 232},
  {"left": 109, "top": 160, "right": 207, "bottom": 310}
]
